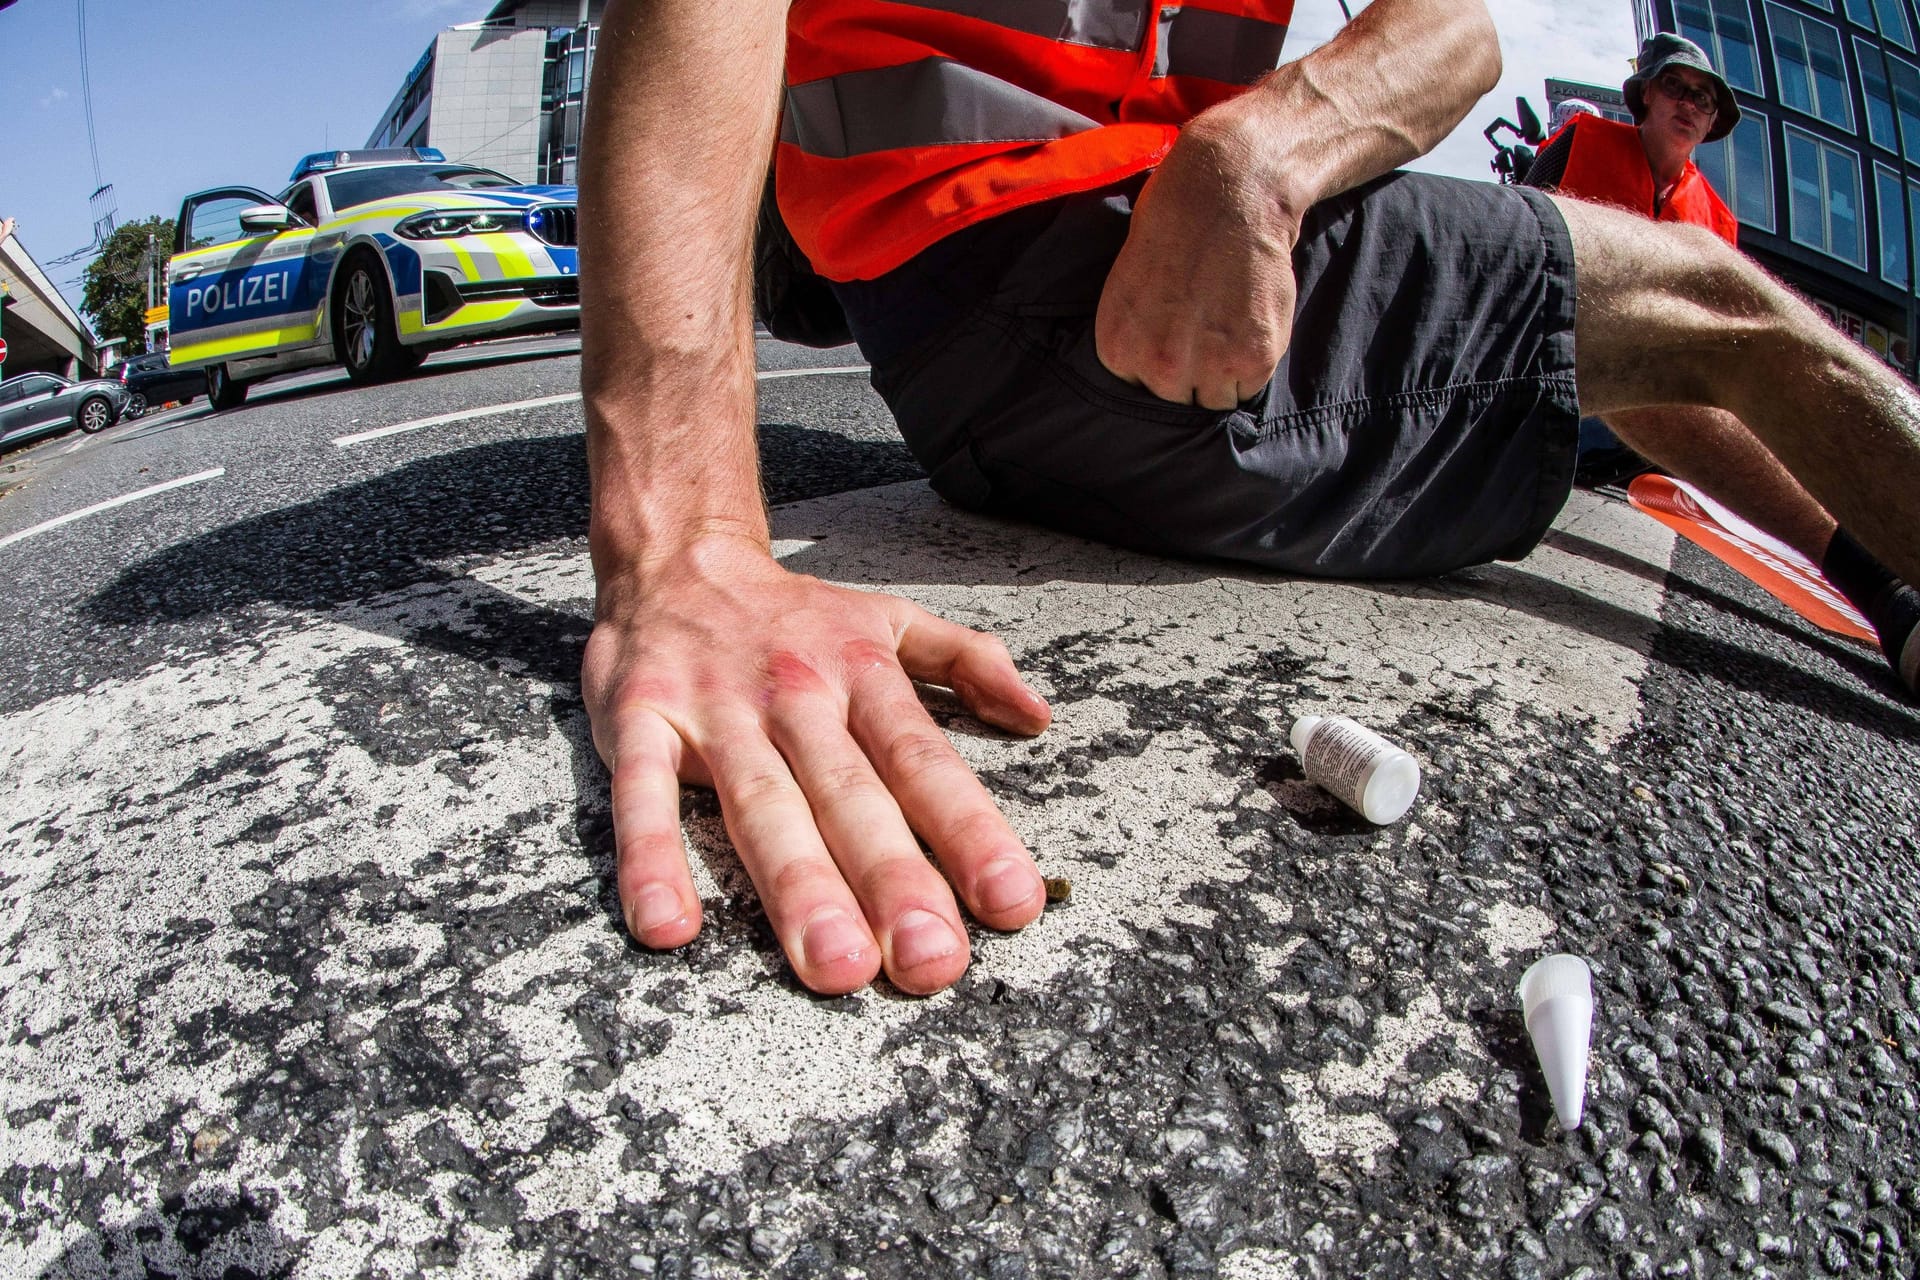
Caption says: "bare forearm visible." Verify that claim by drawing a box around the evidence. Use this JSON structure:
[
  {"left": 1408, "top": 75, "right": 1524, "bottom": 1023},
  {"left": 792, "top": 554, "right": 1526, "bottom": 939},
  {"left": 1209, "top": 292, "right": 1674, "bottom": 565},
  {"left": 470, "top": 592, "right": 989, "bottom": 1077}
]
[
  {"left": 1192, "top": 0, "right": 1501, "bottom": 219},
  {"left": 579, "top": 0, "right": 789, "bottom": 597}
]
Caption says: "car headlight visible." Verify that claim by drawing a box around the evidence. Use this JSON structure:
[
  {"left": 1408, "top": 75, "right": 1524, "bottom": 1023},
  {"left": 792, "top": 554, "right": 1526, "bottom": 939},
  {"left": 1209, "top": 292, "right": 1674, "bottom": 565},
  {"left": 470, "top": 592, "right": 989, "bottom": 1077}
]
[{"left": 395, "top": 209, "right": 526, "bottom": 240}]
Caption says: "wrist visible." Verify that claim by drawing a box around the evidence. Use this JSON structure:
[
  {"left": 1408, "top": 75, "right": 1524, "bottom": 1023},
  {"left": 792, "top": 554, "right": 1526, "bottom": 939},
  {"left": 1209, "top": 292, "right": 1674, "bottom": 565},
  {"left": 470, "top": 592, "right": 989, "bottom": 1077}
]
[
  {"left": 1180, "top": 95, "right": 1319, "bottom": 234},
  {"left": 591, "top": 515, "right": 773, "bottom": 613}
]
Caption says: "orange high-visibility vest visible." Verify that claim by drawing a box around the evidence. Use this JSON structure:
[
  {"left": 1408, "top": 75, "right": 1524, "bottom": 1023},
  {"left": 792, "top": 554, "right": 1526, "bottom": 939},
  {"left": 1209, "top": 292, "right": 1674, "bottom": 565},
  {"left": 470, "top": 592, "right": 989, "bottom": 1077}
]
[
  {"left": 1549, "top": 114, "right": 1738, "bottom": 246},
  {"left": 778, "top": 0, "right": 1297, "bottom": 281}
]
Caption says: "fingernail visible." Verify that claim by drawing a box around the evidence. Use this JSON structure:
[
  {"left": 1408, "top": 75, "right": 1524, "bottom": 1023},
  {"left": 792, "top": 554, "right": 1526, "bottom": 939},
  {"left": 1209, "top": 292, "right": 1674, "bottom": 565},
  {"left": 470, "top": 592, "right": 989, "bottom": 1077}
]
[
  {"left": 891, "top": 909, "right": 962, "bottom": 971},
  {"left": 977, "top": 856, "right": 1042, "bottom": 915},
  {"left": 630, "top": 883, "right": 688, "bottom": 937},
  {"left": 801, "top": 908, "right": 872, "bottom": 969}
]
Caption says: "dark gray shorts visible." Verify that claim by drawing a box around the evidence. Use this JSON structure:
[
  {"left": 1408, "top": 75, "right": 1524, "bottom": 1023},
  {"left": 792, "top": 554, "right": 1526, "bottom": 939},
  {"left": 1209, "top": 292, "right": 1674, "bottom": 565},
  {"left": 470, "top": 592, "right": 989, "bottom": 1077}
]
[{"left": 854, "top": 171, "right": 1581, "bottom": 579}]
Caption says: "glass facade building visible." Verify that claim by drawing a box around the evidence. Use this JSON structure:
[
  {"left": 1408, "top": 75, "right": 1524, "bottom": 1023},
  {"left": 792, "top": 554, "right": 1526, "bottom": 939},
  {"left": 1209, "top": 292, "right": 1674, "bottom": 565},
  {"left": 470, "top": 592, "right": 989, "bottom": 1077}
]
[
  {"left": 1640, "top": 0, "right": 1920, "bottom": 369},
  {"left": 367, "top": 1, "right": 604, "bottom": 186}
]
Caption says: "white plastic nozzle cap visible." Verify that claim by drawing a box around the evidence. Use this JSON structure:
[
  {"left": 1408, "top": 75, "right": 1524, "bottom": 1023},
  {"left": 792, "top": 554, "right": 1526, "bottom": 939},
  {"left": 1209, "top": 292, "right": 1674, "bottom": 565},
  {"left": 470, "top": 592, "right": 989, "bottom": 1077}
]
[
  {"left": 1519, "top": 953, "right": 1594, "bottom": 1131},
  {"left": 1288, "top": 715, "right": 1323, "bottom": 757},
  {"left": 1360, "top": 754, "right": 1420, "bottom": 825}
]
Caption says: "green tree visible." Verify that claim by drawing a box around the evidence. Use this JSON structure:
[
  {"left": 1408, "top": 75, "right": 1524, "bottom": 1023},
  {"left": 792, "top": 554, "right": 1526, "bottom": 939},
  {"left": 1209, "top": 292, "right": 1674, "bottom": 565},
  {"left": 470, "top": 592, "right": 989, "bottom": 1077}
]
[{"left": 82, "top": 216, "right": 173, "bottom": 355}]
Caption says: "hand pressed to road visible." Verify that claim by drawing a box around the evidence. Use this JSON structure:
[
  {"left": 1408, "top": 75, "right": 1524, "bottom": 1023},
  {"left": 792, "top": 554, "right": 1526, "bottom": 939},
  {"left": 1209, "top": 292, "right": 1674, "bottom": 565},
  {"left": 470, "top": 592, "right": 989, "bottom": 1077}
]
[{"left": 582, "top": 535, "right": 1052, "bottom": 995}]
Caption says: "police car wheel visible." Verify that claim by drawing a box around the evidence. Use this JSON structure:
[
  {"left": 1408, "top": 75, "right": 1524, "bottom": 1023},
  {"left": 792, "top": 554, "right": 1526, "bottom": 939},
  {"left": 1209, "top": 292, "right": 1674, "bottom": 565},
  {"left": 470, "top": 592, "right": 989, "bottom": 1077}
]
[
  {"left": 78, "top": 397, "right": 115, "bottom": 434},
  {"left": 207, "top": 364, "right": 249, "bottom": 411},
  {"left": 338, "top": 255, "right": 405, "bottom": 384}
]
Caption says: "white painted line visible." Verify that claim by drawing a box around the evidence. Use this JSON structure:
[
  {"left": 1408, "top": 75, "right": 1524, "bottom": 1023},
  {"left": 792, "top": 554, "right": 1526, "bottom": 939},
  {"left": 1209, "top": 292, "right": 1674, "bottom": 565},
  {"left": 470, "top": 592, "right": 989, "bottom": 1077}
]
[
  {"left": 757, "top": 364, "right": 870, "bottom": 380},
  {"left": 0, "top": 468, "right": 226, "bottom": 551},
  {"left": 333, "top": 392, "right": 583, "bottom": 447},
  {"left": 331, "top": 366, "right": 874, "bottom": 448}
]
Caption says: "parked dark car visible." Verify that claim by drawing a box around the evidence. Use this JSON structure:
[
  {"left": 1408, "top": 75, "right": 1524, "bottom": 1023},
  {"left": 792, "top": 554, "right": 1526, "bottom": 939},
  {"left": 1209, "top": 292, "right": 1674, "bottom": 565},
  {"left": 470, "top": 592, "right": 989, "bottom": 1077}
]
[
  {"left": 113, "top": 350, "right": 203, "bottom": 417},
  {"left": 0, "top": 372, "right": 130, "bottom": 451}
]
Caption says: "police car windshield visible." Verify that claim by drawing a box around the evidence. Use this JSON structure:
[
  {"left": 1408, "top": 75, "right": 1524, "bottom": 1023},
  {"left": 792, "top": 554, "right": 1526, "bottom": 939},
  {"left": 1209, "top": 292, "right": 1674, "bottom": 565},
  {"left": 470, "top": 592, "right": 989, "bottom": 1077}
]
[{"left": 324, "top": 165, "right": 519, "bottom": 211}]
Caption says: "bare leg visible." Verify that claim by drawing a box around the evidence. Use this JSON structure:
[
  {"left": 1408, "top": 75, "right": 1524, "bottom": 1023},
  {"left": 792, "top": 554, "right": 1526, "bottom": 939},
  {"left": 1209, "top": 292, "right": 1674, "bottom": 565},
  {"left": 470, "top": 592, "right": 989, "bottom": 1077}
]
[
  {"left": 1601, "top": 405, "right": 1836, "bottom": 560},
  {"left": 1556, "top": 195, "right": 1920, "bottom": 587}
]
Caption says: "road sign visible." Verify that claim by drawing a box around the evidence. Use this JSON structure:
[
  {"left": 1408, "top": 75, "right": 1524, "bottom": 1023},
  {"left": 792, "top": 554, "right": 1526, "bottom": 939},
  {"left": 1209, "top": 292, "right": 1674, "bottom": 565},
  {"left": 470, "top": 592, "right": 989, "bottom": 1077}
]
[{"left": 0, "top": 337, "right": 9, "bottom": 365}]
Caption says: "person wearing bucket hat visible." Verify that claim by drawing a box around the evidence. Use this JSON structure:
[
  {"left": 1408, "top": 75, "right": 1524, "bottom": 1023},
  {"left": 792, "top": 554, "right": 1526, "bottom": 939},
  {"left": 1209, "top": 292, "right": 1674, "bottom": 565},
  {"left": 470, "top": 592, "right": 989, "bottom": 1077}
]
[
  {"left": 1625, "top": 32, "right": 1742, "bottom": 142},
  {"left": 1526, "top": 32, "right": 1740, "bottom": 241}
]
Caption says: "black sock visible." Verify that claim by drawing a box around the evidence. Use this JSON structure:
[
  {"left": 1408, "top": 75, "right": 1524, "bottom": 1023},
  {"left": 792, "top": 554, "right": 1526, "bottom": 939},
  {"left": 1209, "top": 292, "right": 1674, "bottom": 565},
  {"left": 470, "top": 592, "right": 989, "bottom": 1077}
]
[{"left": 1823, "top": 528, "right": 1920, "bottom": 692}]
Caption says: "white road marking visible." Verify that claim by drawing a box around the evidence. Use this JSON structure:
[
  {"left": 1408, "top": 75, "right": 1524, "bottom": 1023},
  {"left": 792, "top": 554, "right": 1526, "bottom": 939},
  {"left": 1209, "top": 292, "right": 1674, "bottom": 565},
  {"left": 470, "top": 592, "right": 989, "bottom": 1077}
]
[
  {"left": 330, "top": 365, "right": 874, "bottom": 448},
  {"left": 755, "top": 364, "right": 870, "bottom": 381},
  {"left": 0, "top": 467, "right": 225, "bottom": 551},
  {"left": 332, "top": 392, "right": 584, "bottom": 447}
]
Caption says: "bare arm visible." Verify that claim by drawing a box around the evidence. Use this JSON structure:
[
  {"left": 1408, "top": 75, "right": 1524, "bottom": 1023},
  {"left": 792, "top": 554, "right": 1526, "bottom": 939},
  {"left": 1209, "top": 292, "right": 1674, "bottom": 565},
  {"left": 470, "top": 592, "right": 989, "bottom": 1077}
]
[
  {"left": 1097, "top": 0, "right": 1503, "bottom": 407},
  {"left": 580, "top": 0, "right": 783, "bottom": 574},
  {"left": 579, "top": 0, "right": 1051, "bottom": 997}
]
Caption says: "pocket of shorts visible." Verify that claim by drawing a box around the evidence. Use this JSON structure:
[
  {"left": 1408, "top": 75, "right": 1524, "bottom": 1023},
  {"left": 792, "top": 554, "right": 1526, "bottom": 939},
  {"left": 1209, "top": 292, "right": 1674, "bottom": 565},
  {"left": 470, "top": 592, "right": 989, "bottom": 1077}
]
[
  {"left": 1041, "top": 321, "right": 1224, "bottom": 424},
  {"left": 1038, "top": 317, "right": 1274, "bottom": 425}
]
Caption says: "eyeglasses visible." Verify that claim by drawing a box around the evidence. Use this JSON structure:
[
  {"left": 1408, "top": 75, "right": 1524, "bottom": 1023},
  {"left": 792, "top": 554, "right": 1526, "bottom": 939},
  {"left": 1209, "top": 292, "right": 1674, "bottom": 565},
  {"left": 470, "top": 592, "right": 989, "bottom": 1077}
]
[{"left": 1655, "top": 71, "right": 1718, "bottom": 116}]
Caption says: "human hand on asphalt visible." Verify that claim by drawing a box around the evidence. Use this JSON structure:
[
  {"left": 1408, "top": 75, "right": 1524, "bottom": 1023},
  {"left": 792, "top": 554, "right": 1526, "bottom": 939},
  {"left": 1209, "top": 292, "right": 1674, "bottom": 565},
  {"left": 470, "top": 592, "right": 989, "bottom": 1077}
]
[
  {"left": 1095, "top": 109, "right": 1303, "bottom": 410},
  {"left": 581, "top": 534, "right": 1053, "bottom": 995}
]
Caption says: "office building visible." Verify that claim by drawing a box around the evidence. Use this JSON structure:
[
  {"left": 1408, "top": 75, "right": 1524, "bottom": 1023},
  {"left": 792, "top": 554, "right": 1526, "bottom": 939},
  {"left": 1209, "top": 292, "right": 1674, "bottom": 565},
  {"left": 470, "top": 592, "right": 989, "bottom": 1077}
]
[
  {"left": 1546, "top": 78, "right": 1637, "bottom": 125},
  {"left": 1635, "top": 0, "right": 1920, "bottom": 371},
  {"left": 367, "top": 1, "right": 604, "bottom": 185}
]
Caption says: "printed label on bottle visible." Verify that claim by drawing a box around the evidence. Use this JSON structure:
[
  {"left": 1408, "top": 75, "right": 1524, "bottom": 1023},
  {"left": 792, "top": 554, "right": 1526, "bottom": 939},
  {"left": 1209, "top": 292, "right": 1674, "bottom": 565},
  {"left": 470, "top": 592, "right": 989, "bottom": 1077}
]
[{"left": 1302, "top": 718, "right": 1388, "bottom": 808}]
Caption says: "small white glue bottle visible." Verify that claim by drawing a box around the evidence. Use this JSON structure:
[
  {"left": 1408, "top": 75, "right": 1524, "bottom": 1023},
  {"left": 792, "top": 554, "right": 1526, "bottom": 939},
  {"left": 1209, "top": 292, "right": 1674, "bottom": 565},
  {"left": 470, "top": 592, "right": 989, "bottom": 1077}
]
[{"left": 1288, "top": 714, "right": 1422, "bottom": 825}]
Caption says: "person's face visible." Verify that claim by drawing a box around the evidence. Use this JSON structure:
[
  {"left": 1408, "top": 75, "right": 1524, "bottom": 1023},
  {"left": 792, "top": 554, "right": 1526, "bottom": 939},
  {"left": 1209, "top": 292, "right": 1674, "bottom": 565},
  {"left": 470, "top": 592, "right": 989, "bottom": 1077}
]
[{"left": 1644, "top": 66, "right": 1718, "bottom": 151}]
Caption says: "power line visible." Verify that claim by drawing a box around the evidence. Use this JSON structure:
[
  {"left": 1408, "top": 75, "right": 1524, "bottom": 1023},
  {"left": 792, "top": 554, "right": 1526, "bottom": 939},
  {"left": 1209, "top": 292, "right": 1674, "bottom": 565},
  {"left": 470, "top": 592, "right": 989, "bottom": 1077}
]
[{"left": 76, "top": 0, "right": 103, "bottom": 189}]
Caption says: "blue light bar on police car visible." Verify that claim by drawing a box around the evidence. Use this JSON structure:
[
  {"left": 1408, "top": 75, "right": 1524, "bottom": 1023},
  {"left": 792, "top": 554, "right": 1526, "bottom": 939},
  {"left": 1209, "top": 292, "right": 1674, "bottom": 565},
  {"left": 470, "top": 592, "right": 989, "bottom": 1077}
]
[{"left": 289, "top": 147, "right": 449, "bottom": 183}]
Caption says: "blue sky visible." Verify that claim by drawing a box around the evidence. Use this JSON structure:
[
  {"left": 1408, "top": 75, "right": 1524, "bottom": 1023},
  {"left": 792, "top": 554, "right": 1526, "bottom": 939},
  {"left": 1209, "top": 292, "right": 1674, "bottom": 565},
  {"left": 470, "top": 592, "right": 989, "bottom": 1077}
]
[
  {"left": 1, "top": 0, "right": 1636, "bottom": 315},
  {"left": 2, "top": 0, "right": 485, "bottom": 300}
]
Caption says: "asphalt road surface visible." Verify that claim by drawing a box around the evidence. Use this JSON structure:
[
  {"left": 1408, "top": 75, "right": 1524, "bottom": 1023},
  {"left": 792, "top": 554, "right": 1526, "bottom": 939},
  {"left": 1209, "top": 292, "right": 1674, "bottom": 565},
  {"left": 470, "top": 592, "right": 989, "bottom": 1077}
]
[{"left": 1, "top": 331, "right": 1917, "bottom": 1280}]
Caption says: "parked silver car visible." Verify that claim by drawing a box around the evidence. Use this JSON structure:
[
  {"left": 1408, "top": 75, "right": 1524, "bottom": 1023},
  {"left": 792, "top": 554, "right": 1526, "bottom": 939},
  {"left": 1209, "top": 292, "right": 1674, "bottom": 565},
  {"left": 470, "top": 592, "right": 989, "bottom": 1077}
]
[{"left": 0, "top": 371, "right": 131, "bottom": 451}]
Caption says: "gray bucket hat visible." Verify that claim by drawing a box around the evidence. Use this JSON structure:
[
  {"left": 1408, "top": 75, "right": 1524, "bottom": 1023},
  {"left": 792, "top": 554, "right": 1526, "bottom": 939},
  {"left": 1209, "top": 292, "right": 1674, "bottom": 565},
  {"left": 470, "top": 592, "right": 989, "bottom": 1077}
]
[{"left": 1624, "top": 32, "right": 1742, "bottom": 142}]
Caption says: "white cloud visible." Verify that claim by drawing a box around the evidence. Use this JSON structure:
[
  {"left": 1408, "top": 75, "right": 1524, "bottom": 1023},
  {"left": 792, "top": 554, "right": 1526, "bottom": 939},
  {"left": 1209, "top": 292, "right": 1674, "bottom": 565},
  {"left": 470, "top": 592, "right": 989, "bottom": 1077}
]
[
  {"left": 35, "top": 87, "right": 69, "bottom": 110},
  {"left": 1289, "top": 0, "right": 1641, "bottom": 183}
]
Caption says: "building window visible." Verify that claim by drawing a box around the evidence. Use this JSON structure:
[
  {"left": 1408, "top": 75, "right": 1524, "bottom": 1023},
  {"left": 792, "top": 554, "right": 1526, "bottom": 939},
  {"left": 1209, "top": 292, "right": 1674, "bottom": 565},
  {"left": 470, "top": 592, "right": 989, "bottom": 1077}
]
[
  {"left": 1678, "top": 0, "right": 1764, "bottom": 93},
  {"left": 1696, "top": 108, "right": 1777, "bottom": 231},
  {"left": 1858, "top": 38, "right": 1901, "bottom": 148},
  {"left": 1768, "top": 4, "right": 1857, "bottom": 129},
  {"left": 1877, "top": 163, "right": 1910, "bottom": 284},
  {"left": 1909, "top": 177, "right": 1920, "bottom": 292},
  {"left": 1843, "top": 0, "right": 1916, "bottom": 48},
  {"left": 1787, "top": 125, "right": 1866, "bottom": 265},
  {"left": 1888, "top": 51, "right": 1920, "bottom": 161}
]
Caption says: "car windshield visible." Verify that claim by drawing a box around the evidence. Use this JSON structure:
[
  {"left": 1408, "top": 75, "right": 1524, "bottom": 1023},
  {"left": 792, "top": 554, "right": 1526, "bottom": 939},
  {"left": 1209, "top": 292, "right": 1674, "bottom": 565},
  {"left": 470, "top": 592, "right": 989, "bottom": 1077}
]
[{"left": 324, "top": 165, "right": 520, "bottom": 212}]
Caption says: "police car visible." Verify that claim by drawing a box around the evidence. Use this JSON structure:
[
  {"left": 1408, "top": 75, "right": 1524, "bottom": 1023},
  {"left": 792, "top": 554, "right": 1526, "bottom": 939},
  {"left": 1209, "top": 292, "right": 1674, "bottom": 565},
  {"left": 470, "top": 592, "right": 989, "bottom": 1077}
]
[{"left": 166, "top": 148, "right": 578, "bottom": 408}]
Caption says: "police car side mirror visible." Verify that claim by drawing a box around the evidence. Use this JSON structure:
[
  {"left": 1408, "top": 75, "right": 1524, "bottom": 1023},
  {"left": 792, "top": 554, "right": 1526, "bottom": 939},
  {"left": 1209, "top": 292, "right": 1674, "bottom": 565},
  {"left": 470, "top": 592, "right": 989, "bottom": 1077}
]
[{"left": 238, "top": 204, "right": 297, "bottom": 234}]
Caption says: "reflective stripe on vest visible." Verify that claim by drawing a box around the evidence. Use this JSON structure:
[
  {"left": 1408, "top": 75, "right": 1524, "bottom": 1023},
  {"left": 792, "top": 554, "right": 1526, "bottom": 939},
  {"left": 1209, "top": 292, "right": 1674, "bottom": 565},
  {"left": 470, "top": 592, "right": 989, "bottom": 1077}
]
[
  {"left": 891, "top": 0, "right": 1152, "bottom": 51},
  {"left": 1154, "top": 7, "right": 1289, "bottom": 84},
  {"left": 779, "top": 0, "right": 1295, "bottom": 279},
  {"left": 782, "top": 59, "right": 1102, "bottom": 159}
]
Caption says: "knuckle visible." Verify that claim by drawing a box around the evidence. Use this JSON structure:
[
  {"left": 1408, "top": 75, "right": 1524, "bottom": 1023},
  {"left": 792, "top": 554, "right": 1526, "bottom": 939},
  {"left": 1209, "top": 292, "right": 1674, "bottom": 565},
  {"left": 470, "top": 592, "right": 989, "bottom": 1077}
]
[
  {"left": 855, "top": 857, "right": 937, "bottom": 903},
  {"left": 840, "top": 638, "right": 897, "bottom": 676},
  {"left": 616, "top": 829, "right": 686, "bottom": 868},
  {"left": 880, "top": 728, "right": 958, "bottom": 787},
  {"left": 812, "top": 760, "right": 878, "bottom": 804},
  {"left": 768, "top": 855, "right": 843, "bottom": 906},
  {"left": 762, "top": 650, "right": 828, "bottom": 696},
  {"left": 934, "top": 806, "right": 1013, "bottom": 854},
  {"left": 728, "top": 766, "right": 797, "bottom": 810}
]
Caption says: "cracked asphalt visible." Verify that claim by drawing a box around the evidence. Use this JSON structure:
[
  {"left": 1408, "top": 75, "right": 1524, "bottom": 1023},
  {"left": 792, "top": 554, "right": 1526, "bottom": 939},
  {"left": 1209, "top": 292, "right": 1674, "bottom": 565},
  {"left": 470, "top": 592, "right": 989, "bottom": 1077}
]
[{"left": 1, "top": 333, "right": 1917, "bottom": 1280}]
